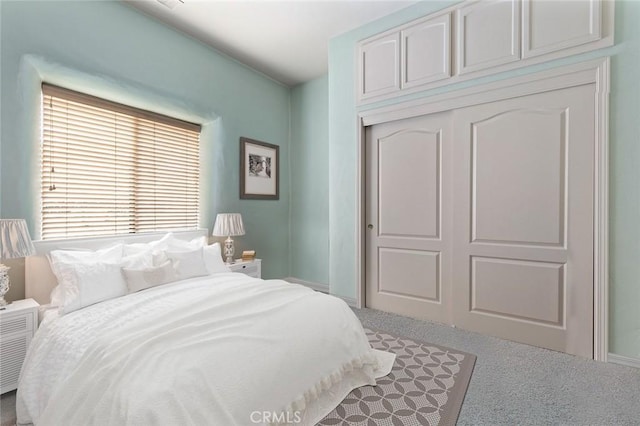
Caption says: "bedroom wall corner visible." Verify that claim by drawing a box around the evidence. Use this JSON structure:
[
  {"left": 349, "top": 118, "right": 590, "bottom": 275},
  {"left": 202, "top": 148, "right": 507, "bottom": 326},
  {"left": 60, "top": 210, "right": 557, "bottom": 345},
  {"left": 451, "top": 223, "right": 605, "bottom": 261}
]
[{"left": 290, "top": 75, "right": 329, "bottom": 286}]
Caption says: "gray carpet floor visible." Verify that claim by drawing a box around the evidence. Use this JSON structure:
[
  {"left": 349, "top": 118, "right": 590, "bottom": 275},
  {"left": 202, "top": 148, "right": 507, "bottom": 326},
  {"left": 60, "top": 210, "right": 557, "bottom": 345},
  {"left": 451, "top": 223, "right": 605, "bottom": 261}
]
[
  {"left": 2, "top": 307, "right": 640, "bottom": 425},
  {"left": 354, "top": 307, "right": 640, "bottom": 425}
]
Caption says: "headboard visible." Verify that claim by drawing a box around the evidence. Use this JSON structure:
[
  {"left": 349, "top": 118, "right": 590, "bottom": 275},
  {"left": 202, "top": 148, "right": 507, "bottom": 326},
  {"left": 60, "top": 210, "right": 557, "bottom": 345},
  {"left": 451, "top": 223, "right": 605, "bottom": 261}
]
[{"left": 25, "top": 229, "right": 209, "bottom": 305}]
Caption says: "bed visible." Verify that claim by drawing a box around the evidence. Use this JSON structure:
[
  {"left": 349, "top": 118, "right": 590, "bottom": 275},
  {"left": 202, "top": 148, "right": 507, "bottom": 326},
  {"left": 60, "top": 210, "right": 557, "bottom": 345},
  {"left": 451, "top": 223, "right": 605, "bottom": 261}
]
[{"left": 17, "top": 230, "right": 394, "bottom": 425}]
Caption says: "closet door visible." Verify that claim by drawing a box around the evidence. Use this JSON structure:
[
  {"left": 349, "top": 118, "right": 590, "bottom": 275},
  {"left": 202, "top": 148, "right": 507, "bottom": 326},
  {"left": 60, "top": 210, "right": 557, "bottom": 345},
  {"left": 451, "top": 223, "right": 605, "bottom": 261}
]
[
  {"left": 451, "top": 84, "right": 595, "bottom": 357},
  {"left": 365, "top": 112, "right": 453, "bottom": 324}
]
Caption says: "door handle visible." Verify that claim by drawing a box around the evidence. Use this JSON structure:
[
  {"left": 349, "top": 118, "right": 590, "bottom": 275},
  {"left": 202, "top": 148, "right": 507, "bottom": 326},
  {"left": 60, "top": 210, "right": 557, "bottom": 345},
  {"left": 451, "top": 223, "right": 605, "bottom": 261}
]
[{"left": 367, "top": 224, "right": 374, "bottom": 229}]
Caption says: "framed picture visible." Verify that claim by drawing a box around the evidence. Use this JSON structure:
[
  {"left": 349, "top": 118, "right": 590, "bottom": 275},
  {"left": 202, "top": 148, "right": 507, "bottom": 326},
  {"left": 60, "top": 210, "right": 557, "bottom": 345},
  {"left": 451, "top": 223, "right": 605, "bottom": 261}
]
[{"left": 240, "top": 137, "right": 279, "bottom": 200}]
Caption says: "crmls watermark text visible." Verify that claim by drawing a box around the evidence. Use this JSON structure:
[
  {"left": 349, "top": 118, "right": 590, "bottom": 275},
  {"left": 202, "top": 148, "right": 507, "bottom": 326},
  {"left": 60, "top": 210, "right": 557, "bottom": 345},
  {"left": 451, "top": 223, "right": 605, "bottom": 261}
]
[{"left": 250, "top": 411, "right": 302, "bottom": 424}]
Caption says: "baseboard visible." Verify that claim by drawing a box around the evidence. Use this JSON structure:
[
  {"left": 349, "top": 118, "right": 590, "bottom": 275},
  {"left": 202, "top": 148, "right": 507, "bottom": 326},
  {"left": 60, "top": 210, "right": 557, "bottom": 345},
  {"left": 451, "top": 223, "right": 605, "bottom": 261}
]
[
  {"left": 285, "top": 277, "right": 358, "bottom": 307},
  {"left": 608, "top": 353, "right": 640, "bottom": 369},
  {"left": 286, "top": 277, "right": 329, "bottom": 294},
  {"left": 339, "top": 296, "right": 358, "bottom": 308}
]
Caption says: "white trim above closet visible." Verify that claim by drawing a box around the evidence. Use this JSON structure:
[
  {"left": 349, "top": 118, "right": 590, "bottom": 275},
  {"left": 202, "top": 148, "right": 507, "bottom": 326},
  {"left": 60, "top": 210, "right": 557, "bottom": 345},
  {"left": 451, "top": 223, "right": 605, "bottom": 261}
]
[{"left": 356, "top": 0, "right": 614, "bottom": 105}]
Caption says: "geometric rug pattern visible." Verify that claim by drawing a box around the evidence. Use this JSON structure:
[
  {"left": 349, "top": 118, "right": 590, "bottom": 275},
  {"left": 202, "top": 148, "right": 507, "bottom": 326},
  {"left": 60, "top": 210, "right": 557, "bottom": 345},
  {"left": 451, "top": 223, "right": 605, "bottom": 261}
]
[{"left": 318, "top": 328, "right": 476, "bottom": 426}]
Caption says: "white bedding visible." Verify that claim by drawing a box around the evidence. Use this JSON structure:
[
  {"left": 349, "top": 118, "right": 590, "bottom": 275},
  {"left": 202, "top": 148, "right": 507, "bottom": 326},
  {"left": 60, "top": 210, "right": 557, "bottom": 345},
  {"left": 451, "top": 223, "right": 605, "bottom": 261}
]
[{"left": 16, "top": 273, "right": 394, "bottom": 426}]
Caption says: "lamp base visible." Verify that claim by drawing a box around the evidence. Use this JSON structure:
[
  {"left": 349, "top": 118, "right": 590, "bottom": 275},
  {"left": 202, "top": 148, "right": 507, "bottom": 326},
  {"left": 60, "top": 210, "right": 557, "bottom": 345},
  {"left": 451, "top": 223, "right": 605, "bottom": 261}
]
[
  {"left": 224, "top": 236, "right": 236, "bottom": 264},
  {"left": 0, "top": 263, "right": 10, "bottom": 307}
]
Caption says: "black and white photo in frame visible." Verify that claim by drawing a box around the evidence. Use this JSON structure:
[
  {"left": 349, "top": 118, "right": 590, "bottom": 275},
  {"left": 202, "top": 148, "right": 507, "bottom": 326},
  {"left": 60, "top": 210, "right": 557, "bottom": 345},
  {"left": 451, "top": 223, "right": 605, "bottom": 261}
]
[{"left": 240, "top": 137, "right": 279, "bottom": 200}]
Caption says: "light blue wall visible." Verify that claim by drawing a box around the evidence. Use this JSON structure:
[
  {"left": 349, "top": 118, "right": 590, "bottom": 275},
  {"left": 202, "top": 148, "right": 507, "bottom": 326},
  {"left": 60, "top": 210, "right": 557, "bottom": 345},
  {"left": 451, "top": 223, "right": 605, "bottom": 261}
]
[
  {"left": 608, "top": 0, "right": 640, "bottom": 358},
  {"left": 0, "top": 0, "right": 290, "bottom": 279},
  {"left": 0, "top": 0, "right": 3, "bottom": 216},
  {"left": 328, "top": 0, "right": 640, "bottom": 358},
  {"left": 290, "top": 75, "right": 329, "bottom": 285}
]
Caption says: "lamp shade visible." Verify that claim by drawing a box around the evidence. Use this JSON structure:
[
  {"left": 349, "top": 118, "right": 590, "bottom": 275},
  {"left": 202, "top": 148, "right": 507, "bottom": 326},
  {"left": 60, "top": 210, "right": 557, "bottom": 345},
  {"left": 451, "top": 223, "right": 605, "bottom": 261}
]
[
  {"left": 212, "top": 213, "right": 245, "bottom": 237},
  {"left": 0, "top": 219, "right": 35, "bottom": 260}
]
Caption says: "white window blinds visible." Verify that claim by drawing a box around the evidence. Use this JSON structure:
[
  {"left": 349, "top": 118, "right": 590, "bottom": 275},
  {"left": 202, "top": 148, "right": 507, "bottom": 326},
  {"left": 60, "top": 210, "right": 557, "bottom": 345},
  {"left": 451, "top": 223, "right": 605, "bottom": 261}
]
[{"left": 41, "top": 84, "right": 201, "bottom": 240}]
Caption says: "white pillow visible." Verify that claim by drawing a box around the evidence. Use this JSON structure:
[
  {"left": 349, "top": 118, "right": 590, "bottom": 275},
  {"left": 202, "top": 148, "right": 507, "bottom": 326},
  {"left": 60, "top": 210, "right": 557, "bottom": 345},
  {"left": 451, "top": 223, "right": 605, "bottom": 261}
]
[
  {"left": 167, "top": 235, "right": 207, "bottom": 251},
  {"left": 123, "top": 233, "right": 175, "bottom": 257},
  {"left": 49, "top": 243, "right": 125, "bottom": 309},
  {"left": 165, "top": 248, "right": 209, "bottom": 280},
  {"left": 123, "top": 234, "right": 207, "bottom": 256},
  {"left": 49, "top": 286, "right": 65, "bottom": 310},
  {"left": 152, "top": 250, "right": 169, "bottom": 266},
  {"left": 203, "top": 243, "right": 230, "bottom": 274},
  {"left": 122, "top": 261, "right": 178, "bottom": 293},
  {"left": 122, "top": 250, "right": 154, "bottom": 269},
  {"left": 49, "top": 243, "right": 124, "bottom": 275},
  {"left": 54, "top": 262, "right": 128, "bottom": 315}
]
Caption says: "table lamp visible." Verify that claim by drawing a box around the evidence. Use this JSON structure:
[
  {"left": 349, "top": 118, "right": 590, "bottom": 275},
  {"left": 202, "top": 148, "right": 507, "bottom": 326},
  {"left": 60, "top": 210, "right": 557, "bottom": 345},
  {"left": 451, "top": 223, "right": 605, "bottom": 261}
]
[
  {"left": 212, "top": 213, "right": 245, "bottom": 264},
  {"left": 0, "top": 219, "right": 35, "bottom": 307}
]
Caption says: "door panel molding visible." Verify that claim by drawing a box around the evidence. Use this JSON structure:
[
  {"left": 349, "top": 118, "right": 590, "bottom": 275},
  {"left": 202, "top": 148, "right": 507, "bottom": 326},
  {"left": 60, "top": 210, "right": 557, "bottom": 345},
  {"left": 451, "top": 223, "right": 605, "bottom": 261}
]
[
  {"left": 470, "top": 256, "right": 565, "bottom": 326},
  {"left": 378, "top": 248, "right": 441, "bottom": 302},
  {"left": 457, "top": 0, "right": 521, "bottom": 74},
  {"left": 356, "top": 57, "right": 609, "bottom": 361},
  {"left": 470, "top": 108, "right": 568, "bottom": 248},
  {"left": 523, "top": 0, "right": 602, "bottom": 59},
  {"left": 378, "top": 129, "right": 441, "bottom": 239}
]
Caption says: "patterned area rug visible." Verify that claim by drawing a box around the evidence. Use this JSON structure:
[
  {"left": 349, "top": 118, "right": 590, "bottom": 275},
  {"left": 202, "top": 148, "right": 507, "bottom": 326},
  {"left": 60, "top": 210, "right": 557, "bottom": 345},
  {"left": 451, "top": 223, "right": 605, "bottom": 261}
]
[{"left": 318, "top": 328, "right": 476, "bottom": 426}]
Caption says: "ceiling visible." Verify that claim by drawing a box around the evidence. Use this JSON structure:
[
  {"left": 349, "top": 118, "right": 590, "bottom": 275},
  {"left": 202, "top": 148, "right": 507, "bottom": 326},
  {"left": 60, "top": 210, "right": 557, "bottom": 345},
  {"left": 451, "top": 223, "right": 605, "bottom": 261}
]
[{"left": 124, "top": 0, "right": 416, "bottom": 87}]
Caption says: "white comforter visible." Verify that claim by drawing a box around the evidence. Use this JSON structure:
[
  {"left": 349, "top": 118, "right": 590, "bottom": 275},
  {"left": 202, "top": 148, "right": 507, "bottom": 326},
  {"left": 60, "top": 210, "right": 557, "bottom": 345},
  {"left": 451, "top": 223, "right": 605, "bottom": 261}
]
[{"left": 17, "top": 274, "right": 394, "bottom": 426}]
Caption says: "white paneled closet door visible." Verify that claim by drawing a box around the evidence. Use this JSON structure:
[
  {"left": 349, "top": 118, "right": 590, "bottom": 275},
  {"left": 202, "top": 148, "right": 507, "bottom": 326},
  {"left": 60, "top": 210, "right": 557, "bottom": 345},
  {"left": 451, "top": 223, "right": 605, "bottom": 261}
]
[
  {"left": 365, "top": 83, "right": 596, "bottom": 357},
  {"left": 365, "top": 113, "right": 453, "bottom": 324},
  {"left": 451, "top": 84, "right": 595, "bottom": 358}
]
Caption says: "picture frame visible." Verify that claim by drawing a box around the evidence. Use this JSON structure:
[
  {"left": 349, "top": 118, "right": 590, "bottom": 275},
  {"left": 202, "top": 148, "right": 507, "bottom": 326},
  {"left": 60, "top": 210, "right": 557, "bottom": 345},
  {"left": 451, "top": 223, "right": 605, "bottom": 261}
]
[{"left": 240, "top": 137, "right": 279, "bottom": 200}]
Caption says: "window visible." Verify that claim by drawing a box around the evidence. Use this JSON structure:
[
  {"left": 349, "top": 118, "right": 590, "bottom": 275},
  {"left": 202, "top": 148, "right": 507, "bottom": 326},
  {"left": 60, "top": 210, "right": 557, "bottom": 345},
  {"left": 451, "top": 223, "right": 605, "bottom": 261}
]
[{"left": 41, "top": 84, "right": 201, "bottom": 240}]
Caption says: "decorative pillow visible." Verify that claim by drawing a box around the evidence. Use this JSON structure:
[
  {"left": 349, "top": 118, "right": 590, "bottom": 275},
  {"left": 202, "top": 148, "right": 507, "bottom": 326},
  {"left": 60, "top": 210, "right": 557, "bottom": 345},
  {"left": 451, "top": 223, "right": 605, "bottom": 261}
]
[
  {"left": 151, "top": 250, "right": 169, "bottom": 266},
  {"left": 122, "top": 261, "right": 178, "bottom": 293},
  {"left": 54, "top": 262, "right": 128, "bottom": 315},
  {"left": 165, "top": 248, "right": 209, "bottom": 280},
  {"left": 121, "top": 250, "right": 154, "bottom": 269},
  {"left": 203, "top": 243, "right": 230, "bottom": 274}
]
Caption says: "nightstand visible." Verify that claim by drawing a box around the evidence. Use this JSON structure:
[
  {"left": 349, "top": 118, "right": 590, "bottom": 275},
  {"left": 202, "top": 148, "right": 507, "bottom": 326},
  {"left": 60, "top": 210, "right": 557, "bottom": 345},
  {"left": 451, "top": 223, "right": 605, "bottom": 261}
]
[
  {"left": 229, "top": 259, "right": 262, "bottom": 278},
  {"left": 0, "top": 298, "right": 39, "bottom": 394}
]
